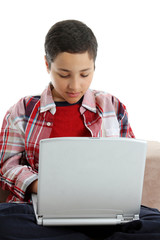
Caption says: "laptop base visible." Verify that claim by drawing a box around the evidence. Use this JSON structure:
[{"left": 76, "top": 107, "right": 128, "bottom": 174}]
[{"left": 32, "top": 194, "right": 139, "bottom": 226}]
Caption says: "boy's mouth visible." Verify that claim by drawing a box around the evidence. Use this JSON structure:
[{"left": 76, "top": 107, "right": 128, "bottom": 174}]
[{"left": 67, "top": 92, "right": 81, "bottom": 98}]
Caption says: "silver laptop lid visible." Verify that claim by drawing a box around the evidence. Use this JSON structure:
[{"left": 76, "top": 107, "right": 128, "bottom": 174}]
[{"left": 35, "top": 137, "right": 147, "bottom": 225}]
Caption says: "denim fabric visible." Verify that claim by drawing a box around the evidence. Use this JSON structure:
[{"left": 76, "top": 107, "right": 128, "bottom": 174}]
[{"left": 0, "top": 204, "right": 160, "bottom": 240}]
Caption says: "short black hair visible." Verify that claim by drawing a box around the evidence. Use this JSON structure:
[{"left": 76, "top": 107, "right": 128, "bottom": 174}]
[{"left": 44, "top": 20, "right": 98, "bottom": 69}]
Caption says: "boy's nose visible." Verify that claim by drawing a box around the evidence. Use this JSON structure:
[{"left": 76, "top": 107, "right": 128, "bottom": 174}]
[{"left": 68, "top": 77, "right": 79, "bottom": 90}]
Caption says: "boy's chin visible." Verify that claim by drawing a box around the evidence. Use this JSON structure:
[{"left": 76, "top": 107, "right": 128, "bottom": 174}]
[{"left": 66, "top": 96, "right": 83, "bottom": 104}]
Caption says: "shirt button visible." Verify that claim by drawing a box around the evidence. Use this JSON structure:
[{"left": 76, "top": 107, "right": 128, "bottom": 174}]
[{"left": 47, "top": 122, "right": 51, "bottom": 126}]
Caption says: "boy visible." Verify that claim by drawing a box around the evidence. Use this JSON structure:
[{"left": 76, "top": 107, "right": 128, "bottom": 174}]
[{"left": 0, "top": 19, "right": 160, "bottom": 240}]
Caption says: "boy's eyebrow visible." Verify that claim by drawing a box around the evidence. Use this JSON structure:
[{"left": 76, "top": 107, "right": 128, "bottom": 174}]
[
  {"left": 58, "top": 68, "right": 70, "bottom": 72},
  {"left": 58, "top": 68, "right": 92, "bottom": 72},
  {"left": 80, "top": 68, "right": 92, "bottom": 72}
]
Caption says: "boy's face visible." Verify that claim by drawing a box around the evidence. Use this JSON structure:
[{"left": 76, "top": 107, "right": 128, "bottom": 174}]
[{"left": 45, "top": 52, "right": 95, "bottom": 104}]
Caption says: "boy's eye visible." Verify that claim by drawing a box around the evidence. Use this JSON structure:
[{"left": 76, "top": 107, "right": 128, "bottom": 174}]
[
  {"left": 58, "top": 73, "right": 89, "bottom": 78},
  {"left": 58, "top": 74, "right": 70, "bottom": 78},
  {"left": 81, "top": 74, "right": 89, "bottom": 78}
]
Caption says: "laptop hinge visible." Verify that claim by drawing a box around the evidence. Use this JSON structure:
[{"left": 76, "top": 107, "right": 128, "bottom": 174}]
[
  {"left": 37, "top": 215, "right": 43, "bottom": 225},
  {"left": 117, "top": 214, "right": 139, "bottom": 223}
]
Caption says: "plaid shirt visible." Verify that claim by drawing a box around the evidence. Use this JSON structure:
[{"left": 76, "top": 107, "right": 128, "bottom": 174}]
[{"left": 0, "top": 84, "right": 134, "bottom": 202}]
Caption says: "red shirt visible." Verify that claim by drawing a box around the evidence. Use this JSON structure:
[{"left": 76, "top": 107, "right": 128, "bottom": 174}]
[{"left": 50, "top": 100, "right": 91, "bottom": 138}]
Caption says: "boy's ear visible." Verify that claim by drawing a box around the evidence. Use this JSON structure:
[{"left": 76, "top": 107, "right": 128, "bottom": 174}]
[{"left": 44, "top": 55, "right": 50, "bottom": 73}]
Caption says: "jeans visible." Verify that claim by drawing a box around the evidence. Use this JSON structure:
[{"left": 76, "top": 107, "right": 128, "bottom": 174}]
[{"left": 0, "top": 203, "right": 160, "bottom": 240}]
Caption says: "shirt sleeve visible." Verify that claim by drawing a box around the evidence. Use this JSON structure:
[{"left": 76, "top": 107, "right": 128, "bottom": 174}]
[
  {"left": 0, "top": 98, "right": 38, "bottom": 201},
  {"left": 112, "top": 96, "right": 135, "bottom": 138}
]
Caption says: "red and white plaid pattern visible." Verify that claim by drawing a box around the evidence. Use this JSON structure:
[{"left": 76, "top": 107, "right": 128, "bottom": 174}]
[{"left": 0, "top": 84, "right": 134, "bottom": 202}]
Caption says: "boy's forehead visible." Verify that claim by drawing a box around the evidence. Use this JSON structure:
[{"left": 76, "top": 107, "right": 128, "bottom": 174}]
[{"left": 53, "top": 52, "right": 94, "bottom": 68}]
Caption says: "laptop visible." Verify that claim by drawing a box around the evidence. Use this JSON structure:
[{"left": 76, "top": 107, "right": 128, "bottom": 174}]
[{"left": 32, "top": 137, "right": 147, "bottom": 226}]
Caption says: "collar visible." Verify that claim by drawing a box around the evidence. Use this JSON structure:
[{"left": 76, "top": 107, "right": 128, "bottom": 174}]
[
  {"left": 39, "top": 84, "right": 97, "bottom": 115},
  {"left": 40, "top": 84, "right": 56, "bottom": 115},
  {"left": 80, "top": 89, "right": 97, "bottom": 114}
]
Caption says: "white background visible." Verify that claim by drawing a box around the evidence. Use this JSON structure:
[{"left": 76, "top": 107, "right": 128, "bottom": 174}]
[{"left": 0, "top": 0, "right": 159, "bottom": 141}]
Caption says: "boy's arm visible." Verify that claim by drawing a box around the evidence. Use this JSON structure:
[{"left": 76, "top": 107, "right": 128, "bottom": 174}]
[
  {"left": 0, "top": 99, "right": 38, "bottom": 201},
  {"left": 26, "top": 179, "right": 38, "bottom": 194},
  {"left": 112, "top": 96, "right": 135, "bottom": 138}
]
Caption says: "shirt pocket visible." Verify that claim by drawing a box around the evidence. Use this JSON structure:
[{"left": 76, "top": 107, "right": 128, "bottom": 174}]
[
  {"left": 25, "top": 118, "right": 53, "bottom": 165},
  {"left": 101, "top": 116, "right": 120, "bottom": 137}
]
